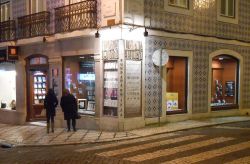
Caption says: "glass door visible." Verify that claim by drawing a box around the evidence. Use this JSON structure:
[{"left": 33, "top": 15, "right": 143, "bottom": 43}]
[{"left": 30, "top": 70, "right": 47, "bottom": 120}]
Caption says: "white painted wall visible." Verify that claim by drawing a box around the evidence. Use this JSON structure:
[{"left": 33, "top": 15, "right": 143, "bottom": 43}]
[{"left": 0, "top": 63, "right": 16, "bottom": 109}]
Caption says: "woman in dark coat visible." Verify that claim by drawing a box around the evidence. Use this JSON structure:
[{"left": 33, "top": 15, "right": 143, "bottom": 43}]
[
  {"left": 44, "top": 89, "right": 58, "bottom": 133},
  {"left": 60, "top": 89, "right": 77, "bottom": 132}
]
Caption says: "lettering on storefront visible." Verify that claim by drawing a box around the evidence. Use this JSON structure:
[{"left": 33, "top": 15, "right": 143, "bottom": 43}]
[
  {"left": 102, "top": 40, "right": 119, "bottom": 60},
  {"left": 125, "top": 40, "right": 143, "bottom": 60}
]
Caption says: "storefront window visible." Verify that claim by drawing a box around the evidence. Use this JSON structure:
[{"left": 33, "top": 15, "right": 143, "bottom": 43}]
[
  {"left": 166, "top": 56, "right": 188, "bottom": 114},
  {"left": 0, "top": 62, "right": 16, "bottom": 110},
  {"left": 211, "top": 55, "right": 239, "bottom": 110},
  {"left": 63, "top": 55, "right": 95, "bottom": 115}
]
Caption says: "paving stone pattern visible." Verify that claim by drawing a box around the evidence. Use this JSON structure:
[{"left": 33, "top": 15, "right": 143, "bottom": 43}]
[
  {"left": 2, "top": 121, "right": 250, "bottom": 163},
  {"left": 0, "top": 116, "right": 250, "bottom": 147}
]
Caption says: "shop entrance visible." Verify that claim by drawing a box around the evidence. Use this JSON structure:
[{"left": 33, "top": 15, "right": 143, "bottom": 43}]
[{"left": 26, "top": 55, "right": 49, "bottom": 121}]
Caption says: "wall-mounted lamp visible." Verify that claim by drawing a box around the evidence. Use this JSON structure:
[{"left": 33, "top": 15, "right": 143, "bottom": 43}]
[
  {"left": 95, "top": 30, "right": 100, "bottom": 38},
  {"left": 144, "top": 28, "right": 148, "bottom": 37}
]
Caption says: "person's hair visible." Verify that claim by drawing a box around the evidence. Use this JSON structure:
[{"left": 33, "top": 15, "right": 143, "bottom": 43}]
[{"left": 62, "top": 89, "right": 70, "bottom": 96}]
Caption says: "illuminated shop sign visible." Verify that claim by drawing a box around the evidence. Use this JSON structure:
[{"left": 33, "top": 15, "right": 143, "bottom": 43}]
[
  {"left": 7, "top": 46, "right": 18, "bottom": 61},
  {"left": 0, "top": 46, "right": 18, "bottom": 62}
]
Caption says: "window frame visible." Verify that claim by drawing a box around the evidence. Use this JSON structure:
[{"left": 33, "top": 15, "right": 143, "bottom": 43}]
[
  {"left": 162, "top": 50, "right": 193, "bottom": 116},
  {"left": 26, "top": 0, "right": 46, "bottom": 14},
  {"left": 0, "top": 1, "right": 10, "bottom": 22},
  {"left": 166, "top": 56, "right": 188, "bottom": 115},
  {"left": 220, "top": 0, "right": 235, "bottom": 18},
  {"left": 164, "top": 0, "right": 193, "bottom": 16},
  {"left": 217, "top": 0, "right": 239, "bottom": 24},
  {"left": 168, "top": 0, "right": 189, "bottom": 9},
  {"left": 210, "top": 55, "right": 239, "bottom": 111}
]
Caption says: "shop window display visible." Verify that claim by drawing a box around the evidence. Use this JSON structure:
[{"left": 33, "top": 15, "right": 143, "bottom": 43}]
[
  {"left": 166, "top": 56, "right": 188, "bottom": 114},
  {"left": 64, "top": 55, "right": 95, "bottom": 115},
  {"left": 33, "top": 71, "right": 46, "bottom": 105},
  {"left": 211, "top": 55, "right": 239, "bottom": 110},
  {"left": 103, "top": 61, "right": 118, "bottom": 116},
  {"left": 0, "top": 63, "right": 16, "bottom": 110}
]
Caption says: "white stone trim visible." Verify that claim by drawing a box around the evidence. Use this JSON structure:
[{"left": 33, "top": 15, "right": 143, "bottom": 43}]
[
  {"left": 164, "top": 0, "right": 193, "bottom": 16},
  {"left": 162, "top": 50, "right": 193, "bottom": 120},
  {"left": 208, "top": 49, "right": 243, "bottom": 113},
  {"left": 217, "top": 0, "right": 239, "bottom": 24}
]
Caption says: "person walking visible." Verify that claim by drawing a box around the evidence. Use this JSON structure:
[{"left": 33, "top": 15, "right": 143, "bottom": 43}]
[
  {"left": 44, "top": 88, "right": 58, "bottom": 133},
  {"left": 60, "top": 89, "right": 78, "bottom": 132}
]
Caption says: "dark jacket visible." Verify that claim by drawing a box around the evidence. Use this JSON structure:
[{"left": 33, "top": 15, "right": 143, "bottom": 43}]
[
  {"left": 60, "top": 94, "right": 77, "bottom": 120},
  {"left": 44, "top": 92, "right": 58, "bottom": 117}
]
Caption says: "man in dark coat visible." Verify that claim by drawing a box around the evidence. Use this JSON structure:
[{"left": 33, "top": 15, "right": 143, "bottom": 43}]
[
  {"left": 44, "top": 89, "right": 58, "bottom": 133},
  {"left": 60, "top": 89, "right": 77, "bottom": 132}
]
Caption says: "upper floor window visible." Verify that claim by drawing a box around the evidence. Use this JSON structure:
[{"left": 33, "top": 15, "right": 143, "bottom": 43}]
[
  {"left": 70, "top": 0, "right": 84, "bottom": 4},
  {"left": 169, "top": 0, "right": 188, "bottom": 9},
  {"left": 220, "top": 0, "right": 235, "bottom": 17},
  {"left": 30, "top": 0, "right": 45, "bottom": 14},
  {"left": 217, "top": 0, "right": 238, "bottom": 24},
  {"left": 65, "top": 0, "right": 84, "bottom": 5},
  {"left": 0, "top": 2, "right": 10, "bottom": 22},
  {"left": 164, "top": 0, "right": 192, "bottom": 15}
]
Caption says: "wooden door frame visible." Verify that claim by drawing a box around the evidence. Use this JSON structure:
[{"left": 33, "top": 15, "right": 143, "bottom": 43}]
[{"left": 25, "top": 54, "right": 49, "bottom": 121}]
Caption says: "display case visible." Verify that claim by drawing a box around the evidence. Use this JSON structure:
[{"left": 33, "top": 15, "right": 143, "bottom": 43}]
[
  {"left": 103, "top": 61, "right": 118, "bottom": 116},
  {"left": 33, "top": 74, "right": 46, "bottom": 104}
]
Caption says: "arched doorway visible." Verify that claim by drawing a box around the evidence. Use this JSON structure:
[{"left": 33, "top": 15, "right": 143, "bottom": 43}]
[
  {"left": 210, "top": 52, "right": 241, "bottom": 111},
  {"left": 25, "top": 55, "right": 49, "bottom": 121}
]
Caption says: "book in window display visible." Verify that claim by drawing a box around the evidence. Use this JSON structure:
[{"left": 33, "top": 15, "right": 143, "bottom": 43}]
[
  {"left": 38, "top": 77, "right": 42, "bottom": 83},
  {"left": 42, "top": 77, "right": 46, "bottom": 82},
  {"left": 225, "top": 81, "right": 235, "bottom": 97}
]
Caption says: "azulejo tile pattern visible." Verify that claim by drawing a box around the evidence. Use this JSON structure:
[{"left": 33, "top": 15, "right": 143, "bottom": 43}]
[
  {"left": 144, "top": 0, "right": 250, "bottom": 42},
  {"left": 145, "top": 36, "right": 250, "bottom": 117}
]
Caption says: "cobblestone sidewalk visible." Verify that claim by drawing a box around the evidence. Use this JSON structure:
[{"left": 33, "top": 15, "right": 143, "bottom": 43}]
[{"left": 0, "top": 116, "right": 249, "bottom": 147}]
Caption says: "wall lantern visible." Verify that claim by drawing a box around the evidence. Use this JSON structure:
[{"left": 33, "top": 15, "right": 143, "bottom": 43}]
[
  {"left": 95, "top": 30, "right": 100, "bottom": 38},
  {"left": 144, "top": 28, "right": 148, "bottom": 37}
]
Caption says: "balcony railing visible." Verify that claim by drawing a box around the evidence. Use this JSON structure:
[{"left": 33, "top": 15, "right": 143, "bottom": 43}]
[
  {"left": 0, "top": 20, "right": 16, "bottom": 42},
  {"left": 55, "top": 0, "right": 97, "bottom": 33},
  {"left": 18, "top": 11, "right": 50, "bottom": 39}
]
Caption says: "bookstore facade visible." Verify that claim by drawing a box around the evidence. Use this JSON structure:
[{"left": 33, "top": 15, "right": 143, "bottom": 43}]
[{"left": 0, "top": 30, "right": 250, "bottom": 131}]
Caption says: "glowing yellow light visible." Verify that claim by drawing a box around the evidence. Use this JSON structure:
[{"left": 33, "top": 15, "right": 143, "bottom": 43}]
[{"left": 194, "top": 0, "right": 215, "bottom": 9}]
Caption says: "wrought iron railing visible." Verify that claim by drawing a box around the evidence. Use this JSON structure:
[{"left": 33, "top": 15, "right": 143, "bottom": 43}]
[
  {"left": 17, "top": 11, "right": 50, "bottom": 39},
  {"left": 0, "top": 20, "right": 16, "bottom": 42},
  {"left": 55, "top": 0, "right": 97, "bottom": 33}
]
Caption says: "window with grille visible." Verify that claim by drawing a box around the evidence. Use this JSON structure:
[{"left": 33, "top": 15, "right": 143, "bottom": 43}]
[{"left": 0, "top": 2, "right": 10, "bottom": 22}]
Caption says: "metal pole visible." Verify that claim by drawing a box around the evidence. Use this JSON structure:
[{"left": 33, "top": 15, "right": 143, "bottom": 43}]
[
  {"left": 158, "top": 49, "right": 162, "bottom": 126},
  {"left": 68, "top": 0, "right": 71, "bottom": 31}
]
